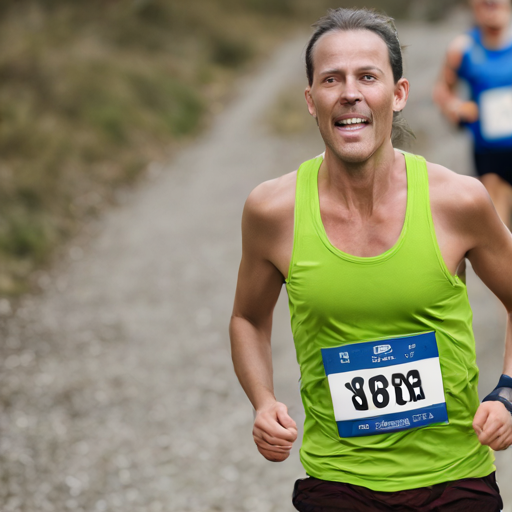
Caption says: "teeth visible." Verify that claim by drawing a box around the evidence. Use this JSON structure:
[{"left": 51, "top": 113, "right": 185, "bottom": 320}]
[{"left": 339, "top": 118, "right": 366, "bottom": 125}]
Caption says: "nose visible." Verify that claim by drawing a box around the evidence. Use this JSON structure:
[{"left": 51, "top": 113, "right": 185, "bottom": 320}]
[{"left": 340, "top": 78, "right": 363, "bottom": 105}]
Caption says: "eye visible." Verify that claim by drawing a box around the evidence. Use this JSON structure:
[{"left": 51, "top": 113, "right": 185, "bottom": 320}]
[
  {"left": 324, "top": 77, "right": 336, "bottom": 84},
  {"left": 362, "top": 74, "right": 376, "bottom": 82}
]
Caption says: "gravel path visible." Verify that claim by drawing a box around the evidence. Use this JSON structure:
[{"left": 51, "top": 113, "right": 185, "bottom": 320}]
[{"left": 0, "top": 10, "right": 510, "bottom": 512}]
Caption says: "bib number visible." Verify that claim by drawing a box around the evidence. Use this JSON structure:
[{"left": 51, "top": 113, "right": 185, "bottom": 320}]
[
  {"left": 480, "top": 86, "right": 512, "bottom": 140},
  {"left": 346, "top": 370, "right": 425, "bottom": 411},
  {"left": 321, "top": 332, "right": 448, "bottom": 437}
]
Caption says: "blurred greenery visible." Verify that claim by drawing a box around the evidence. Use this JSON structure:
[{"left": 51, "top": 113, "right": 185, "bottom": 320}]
[{"left": 0, "top": 0, "right": 462, "bottom": 295}]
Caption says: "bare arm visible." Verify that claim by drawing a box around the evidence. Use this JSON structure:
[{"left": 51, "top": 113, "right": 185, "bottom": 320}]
[
  {"left": 429, "top": 164, "right": 512, "bottom": 450},
  {"left": 466, "top": 183, "right": 512, "bottom": 374},
  {"left": 433, "top": 34, "right": 479, "bottom": 124},
  {"left": 229, "top": 178, "right": 297, "bottom": 461},
  {"left": 462, "top": 181, "right": 512, "bottom": 450}
]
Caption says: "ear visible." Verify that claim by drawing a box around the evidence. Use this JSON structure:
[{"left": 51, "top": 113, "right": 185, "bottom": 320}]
[
  {"left": 393, "top": 78, "right": 409, "bottom": 112},
  {"left": 305, "top": 87, "right": 317, "bottom": 118}
]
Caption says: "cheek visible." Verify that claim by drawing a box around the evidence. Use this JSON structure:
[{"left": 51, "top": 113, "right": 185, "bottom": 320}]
[
  {"left": 314, "top": 100, "right": 333, "bottom": 122},
  {"left": 372, "top": 93, "right": 396, "bottom": 117}
]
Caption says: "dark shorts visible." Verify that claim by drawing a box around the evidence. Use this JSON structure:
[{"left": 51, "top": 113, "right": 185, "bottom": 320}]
[
  {"left": 292, "top": 473, "right": 503, "bottom": 512},
  {"left": 473, "top": 148, "right": 512, "bottom": 185}
]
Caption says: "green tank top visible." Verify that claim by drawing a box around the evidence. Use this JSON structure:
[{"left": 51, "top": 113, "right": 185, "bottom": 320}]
[{"left": 286, "top": 152, "right": 495, "bottom": 492}]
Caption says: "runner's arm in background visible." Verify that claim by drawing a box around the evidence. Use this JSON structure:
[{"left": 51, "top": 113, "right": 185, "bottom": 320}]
[
  {"left": 229, "top": 184, "right": 297, "bottom": 462},
  {"left": 465, "top": 183, "right": 512, "bottom": 451},
  {"left": 433, "top": 34, "right": 479, "bottom": 124}
]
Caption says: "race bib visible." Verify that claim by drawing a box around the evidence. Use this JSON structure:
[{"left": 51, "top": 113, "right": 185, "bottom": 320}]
[
  {"left": 321, "top": 332, "right": 448, "bottom": 437},
  {"left": 480, "top": 86, "right": 512, "bottom": 140}
]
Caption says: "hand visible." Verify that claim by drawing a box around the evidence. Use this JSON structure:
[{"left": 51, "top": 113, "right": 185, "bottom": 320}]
[
  {"left": 473, "top": 401, "right": 512, "bottom": 451},
  {"left": 448, "top": 100, "right": 479, "bottom": 124},
  {"left": 253, "top": 401, "right": 298, "bottom": 462}
]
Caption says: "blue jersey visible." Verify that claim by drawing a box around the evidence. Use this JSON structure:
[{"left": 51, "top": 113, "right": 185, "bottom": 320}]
[{"left": 458, "top": 27, "right": 512, "bottom": 151}]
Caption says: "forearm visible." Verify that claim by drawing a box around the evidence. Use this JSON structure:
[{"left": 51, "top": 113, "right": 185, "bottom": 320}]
[
  {"left": 229, "top": 315, "right": 277, "bottom": 411},
  {"left": 433, "top": 79, "right": 464, "bottom": 121},
  {"left": 230, "top": 314, "right": 298, "bottom": 461},
  {"left": 503, "top": 312, "right": 512, "bottom": 376}
]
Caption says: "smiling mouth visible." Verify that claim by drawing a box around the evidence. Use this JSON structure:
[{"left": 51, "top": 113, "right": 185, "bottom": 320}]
[{"left": 334, "top": 117, "right": 369, "bottom": 130}]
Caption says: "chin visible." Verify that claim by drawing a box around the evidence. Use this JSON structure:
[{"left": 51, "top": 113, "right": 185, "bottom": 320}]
[
  {"left": 484, "top": 17, "right": 509, "bottom": 30},
  {"left": 331, "top": 145, "right": 376, "bottom": 165}
]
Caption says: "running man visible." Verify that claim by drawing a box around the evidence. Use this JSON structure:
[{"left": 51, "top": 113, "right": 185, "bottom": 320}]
[
  {"left": 230, "top": 8, "right": 512, "bottom": 511},
  {"left": 434, "top": 0, "right": 512, "bottom": 228}
]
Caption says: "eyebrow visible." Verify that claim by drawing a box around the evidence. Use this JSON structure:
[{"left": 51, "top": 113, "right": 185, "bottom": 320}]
[{"left": 319, "top": 66, "right": 385, "bottom": 76}]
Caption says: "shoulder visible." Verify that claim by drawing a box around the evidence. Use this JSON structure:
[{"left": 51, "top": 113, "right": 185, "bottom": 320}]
[
  {"left": 241, "top": 171, "right": 297, "bottom": 273},
  {"left": 445, "top": 33, "right": 474, "bottom": 70},
  {"left": 426, "top": 161, "right": 496, "bottom": 244},
  {"left": 242, "top": 171, "right": 297, "bottom": 233},
  {"left": 244, "top": 171, "right": 296, "bottom": 217},
  {"left": 427, "top": 161, "right": 491, "bottom": 212},
  {"left": 428, "top": 160, "right": 483, "bottom": 191}
]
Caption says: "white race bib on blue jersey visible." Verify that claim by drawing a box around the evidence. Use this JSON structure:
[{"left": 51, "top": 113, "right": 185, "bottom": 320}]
[
  {"left": 321, "top": 332, "right": 448, "bottom": 438},
  {"left": 480, "top": 86, "right": 512, "bottom": 140}
]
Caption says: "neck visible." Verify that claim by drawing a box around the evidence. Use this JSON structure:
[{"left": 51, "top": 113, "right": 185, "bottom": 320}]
[
  {"left": 319, "top": 143, "right": 399, "bottom": 217},
  {"left": 481, "top": 22, "right": 511, "bottom": 48}
]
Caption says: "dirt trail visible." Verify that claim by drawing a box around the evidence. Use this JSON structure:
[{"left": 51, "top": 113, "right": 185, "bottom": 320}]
[{"left": 0, "top": 10, "right": 510, "bottom": 512}]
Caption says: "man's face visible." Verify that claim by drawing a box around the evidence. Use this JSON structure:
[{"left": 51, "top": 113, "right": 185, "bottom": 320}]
[
  {"left": 305, "top": 29, "right": 408, "bottom": 165},
  {"left": 472, "top": 0, "right": 511, "bottom": 31}
]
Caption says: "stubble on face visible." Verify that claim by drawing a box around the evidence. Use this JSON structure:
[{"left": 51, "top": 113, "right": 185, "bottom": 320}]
[{"left": 306, "top": 29, "right": 402, "bottom": 168}]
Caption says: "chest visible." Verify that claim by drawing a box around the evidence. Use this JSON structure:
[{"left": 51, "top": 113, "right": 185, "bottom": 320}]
[
  {"left": 320, "top": 197, "right": 406, "bottom": 258},
  {"left": 461, "top": 44, "right": 512, "bottom": 91}
]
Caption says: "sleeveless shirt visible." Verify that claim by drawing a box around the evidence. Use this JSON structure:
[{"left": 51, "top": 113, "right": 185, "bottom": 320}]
[
  {"left": 457, "top": 27, "right": 512, "bottom": 151},
  {"left": 285, "top": 152, "right": 495, "bottom": 492}
]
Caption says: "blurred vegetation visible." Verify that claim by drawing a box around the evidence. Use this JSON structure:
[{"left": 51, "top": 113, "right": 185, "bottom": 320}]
[{"left": 0, "top": 0, "right": 462, "bottom": 295}]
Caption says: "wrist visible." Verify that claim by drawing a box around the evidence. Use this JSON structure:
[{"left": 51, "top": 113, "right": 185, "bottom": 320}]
[
  {"left": 482, "top": 374, "right": 512, "bottom": 415},
  {"left": 447, "top": 98, "right": 462, "bottom": 119},
  {"left": 253, "top": 394, "right": 278, "bottom": 413}
]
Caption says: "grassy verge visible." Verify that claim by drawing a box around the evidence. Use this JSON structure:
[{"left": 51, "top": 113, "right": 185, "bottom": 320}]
[
  {"left": 0, "top": 0, "right": 299, "bottom": 294},
  {"left": 0, "top": 0, "right": 458, "bottom": 295}
]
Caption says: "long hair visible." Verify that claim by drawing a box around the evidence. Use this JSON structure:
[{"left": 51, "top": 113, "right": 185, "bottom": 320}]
[{"left": 306, "top": 8, "right": 414, "bottom": 147}]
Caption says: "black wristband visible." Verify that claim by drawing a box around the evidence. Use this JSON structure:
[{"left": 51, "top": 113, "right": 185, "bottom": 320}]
[{"left": 482, "top": 374, "right": 512, "bottom": 415}]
